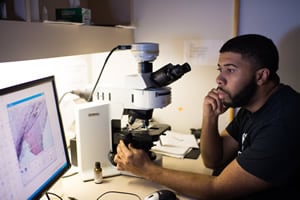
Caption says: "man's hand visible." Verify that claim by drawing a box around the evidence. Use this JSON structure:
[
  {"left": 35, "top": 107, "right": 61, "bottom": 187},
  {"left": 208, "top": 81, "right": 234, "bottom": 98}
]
[
  {"left": 203, "top": 88, "right": 228, "bottom": 118},
  {"left": 114, "top": 140, "right": 153, "bottom": 177}
]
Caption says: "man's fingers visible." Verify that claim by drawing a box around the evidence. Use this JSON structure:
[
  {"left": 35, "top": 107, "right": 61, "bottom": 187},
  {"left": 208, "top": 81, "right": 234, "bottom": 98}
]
[{"left": 206, "top": 88, "right": 224, "bottom": 111}]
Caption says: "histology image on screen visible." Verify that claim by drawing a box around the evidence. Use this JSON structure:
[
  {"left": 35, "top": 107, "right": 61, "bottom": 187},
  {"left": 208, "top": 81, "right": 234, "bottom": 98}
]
[{"left": 7, "top": 93, "right": 55, "bottom": 186}]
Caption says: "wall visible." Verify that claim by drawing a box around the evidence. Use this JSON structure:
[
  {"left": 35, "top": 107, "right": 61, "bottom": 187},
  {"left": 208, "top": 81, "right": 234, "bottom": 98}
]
[
  {"left": 132, "top": 0, "right": 235, "bottom": 133},
  {"left": 0, "top": 55, "right": 92, "bottom": 143},
  {"left": 239, "top": 0, "right": 300, "bottom": 91},
  {"left": 0, "top": 51, "right": 136, "bottom": 144},
  {"left": 132, "top": 0, "right": 300, "bottom": 133},
  {"left": 2, "top": 0, "right": 298, "bottom": 137}
]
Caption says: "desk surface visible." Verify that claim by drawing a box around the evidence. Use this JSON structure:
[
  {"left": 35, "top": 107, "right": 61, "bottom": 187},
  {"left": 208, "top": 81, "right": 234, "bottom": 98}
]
[{"left": 48, "top": 156, "right": 212, "bottom": 200}]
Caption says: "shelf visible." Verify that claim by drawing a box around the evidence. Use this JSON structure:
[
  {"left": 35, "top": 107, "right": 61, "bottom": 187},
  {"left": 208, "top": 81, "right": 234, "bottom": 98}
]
[{"left": 0, "top": 20, "right": 134, "bottom": 62}]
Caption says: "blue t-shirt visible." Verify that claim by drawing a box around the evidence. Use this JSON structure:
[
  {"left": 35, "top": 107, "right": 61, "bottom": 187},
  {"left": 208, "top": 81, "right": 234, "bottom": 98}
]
[{"left": 226, "top": 84, "right": 300, "bottom": 199}]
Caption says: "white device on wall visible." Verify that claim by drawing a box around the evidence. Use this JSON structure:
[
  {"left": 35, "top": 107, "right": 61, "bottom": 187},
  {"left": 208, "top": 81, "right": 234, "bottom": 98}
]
[{"left": 75, "top": 102, "right": 121, "bottom": 181}]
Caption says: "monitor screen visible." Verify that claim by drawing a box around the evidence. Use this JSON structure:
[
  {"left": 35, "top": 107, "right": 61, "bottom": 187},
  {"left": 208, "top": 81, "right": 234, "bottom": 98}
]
[{"left": 0, "top": 76, "right": 71, "bottom": 200}]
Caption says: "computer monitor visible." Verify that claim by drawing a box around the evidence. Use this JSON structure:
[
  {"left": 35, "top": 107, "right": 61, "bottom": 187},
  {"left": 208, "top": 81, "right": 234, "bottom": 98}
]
[{"left": 0, "top": 76, "right": 71, "bottom": 200}]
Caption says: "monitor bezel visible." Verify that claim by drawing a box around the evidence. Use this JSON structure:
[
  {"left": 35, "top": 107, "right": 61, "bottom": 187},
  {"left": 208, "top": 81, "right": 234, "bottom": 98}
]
[{"left": 0, "top": 75, "right": 71, "bottom": 199}]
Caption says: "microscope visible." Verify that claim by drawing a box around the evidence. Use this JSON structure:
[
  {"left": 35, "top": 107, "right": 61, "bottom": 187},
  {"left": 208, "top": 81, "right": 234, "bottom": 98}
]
[{"left": 92, "top": 43, "right": 191, "bottom": 163}]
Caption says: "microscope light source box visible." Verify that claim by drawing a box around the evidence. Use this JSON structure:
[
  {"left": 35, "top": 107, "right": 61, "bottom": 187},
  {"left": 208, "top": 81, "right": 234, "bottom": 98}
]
[{"left": 56, "top": 8, "right": 91, "bottom": 24}]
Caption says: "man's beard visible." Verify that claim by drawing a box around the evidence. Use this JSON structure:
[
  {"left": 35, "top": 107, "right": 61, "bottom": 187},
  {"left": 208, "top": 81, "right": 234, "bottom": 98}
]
[{"left": 221, "top": 79, "right": 257, "bottom": 108}]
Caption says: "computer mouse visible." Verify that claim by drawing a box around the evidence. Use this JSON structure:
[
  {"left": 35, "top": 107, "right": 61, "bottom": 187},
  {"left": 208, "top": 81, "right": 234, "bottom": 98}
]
[{"left": 144, "top": 189, "right": 177, "bottom": 200}]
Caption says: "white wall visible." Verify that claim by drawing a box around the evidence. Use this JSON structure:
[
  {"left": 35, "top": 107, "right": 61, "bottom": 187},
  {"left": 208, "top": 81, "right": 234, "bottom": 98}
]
[
  {"left": 0, "top": 51, "right": 136, "bottom": 144},
  {"left": 132, "top": 0, "right": 235, "bottom": 133},
  {"left": 3, "top": 0, "right": 298, "bottom": 137},
  {"left": 132, "top": 0, "right": 300, "bottom": 133},
  {"left": 239, "top": 0, "right": 300, "bottom": 91},
  {"left": 0, "top": 55, "right": 92, "bottom": 143}
]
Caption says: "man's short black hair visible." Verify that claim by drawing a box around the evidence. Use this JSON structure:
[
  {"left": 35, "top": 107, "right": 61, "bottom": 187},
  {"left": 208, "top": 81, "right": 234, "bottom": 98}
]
[{"left": 220, "top": 34, "right": 279, "bottom": 82}]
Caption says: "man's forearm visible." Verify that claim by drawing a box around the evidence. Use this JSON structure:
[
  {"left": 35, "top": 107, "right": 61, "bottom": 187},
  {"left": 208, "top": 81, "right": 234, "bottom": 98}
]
[
  {"left": 200, "top": 116, "right": 223, "bottom": 168},
  {"left": 144, "top": 163, "right": 215, "bottom": 199}
]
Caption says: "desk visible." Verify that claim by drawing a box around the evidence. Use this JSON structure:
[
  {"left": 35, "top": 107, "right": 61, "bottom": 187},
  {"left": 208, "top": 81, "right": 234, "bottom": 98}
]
[{"left": 48, "top": 156, "right": 212, "bottom": 200}]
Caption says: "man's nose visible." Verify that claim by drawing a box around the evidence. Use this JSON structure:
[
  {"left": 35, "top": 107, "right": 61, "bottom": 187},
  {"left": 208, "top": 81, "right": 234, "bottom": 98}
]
[{"left": 216, "top": 74, "right": 225, "bottom": 86}]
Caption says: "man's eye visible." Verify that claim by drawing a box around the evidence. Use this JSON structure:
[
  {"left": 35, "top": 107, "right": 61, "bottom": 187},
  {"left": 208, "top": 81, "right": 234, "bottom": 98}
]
[
  {"left": 227, "top": 68, "right": 236, "bottom": 73},
  {"left": 217, "top": 67, "right": 237, "bottom": 73}
]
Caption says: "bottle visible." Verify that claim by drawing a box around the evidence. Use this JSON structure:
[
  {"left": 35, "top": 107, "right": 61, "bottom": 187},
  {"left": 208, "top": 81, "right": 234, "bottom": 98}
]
[{"left": 94, "top": 161, "right": 103, "bottom": 184}]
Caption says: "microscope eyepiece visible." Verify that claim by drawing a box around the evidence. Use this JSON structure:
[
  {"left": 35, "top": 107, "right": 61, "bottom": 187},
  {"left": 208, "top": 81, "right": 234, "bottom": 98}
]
[{"left": 150, "top": 62, "right": 191, "bottom": 87}]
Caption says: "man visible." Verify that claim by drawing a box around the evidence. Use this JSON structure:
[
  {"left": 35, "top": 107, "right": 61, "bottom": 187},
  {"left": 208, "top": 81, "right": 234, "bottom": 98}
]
[{"left": 114, "top": 34, "right": 300, "bottom": 199}]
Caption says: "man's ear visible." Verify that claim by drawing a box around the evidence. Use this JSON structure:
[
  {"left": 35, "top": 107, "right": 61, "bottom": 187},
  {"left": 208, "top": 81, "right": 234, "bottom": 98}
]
[{"left": 256, "top": 68, "right": 270, "bottom": 85}]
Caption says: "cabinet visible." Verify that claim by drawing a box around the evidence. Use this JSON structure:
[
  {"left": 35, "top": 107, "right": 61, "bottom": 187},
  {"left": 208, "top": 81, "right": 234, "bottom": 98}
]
[{"left": 0, "top": 20, "right": 134, "bottom": 62}]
